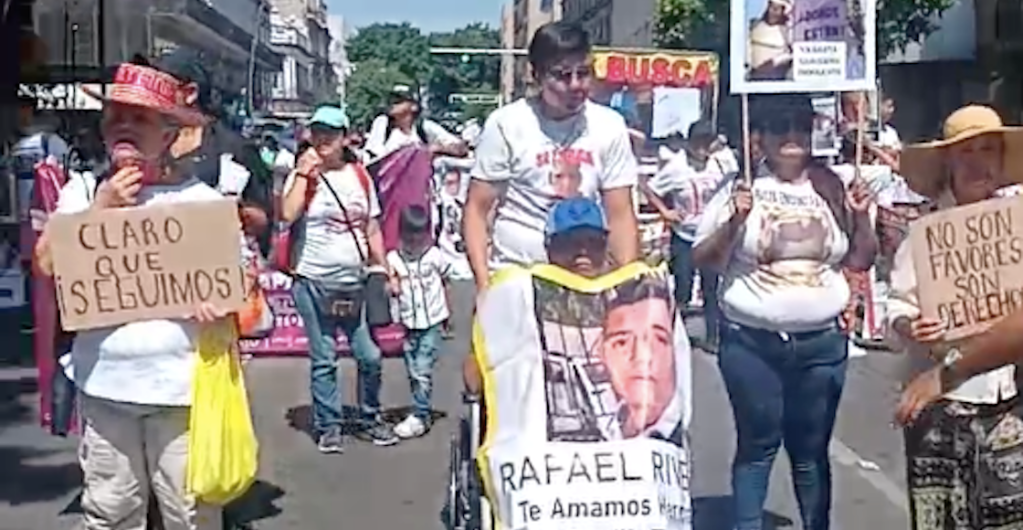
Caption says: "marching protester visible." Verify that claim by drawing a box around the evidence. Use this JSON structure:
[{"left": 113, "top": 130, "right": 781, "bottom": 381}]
[
  {"left": 461, "top": 20, "right": 640, "bottom": 391},
  {"left": 34, "top": 60, "right": 247, "bottom": 530},
  {"left": 642, "top": 119, "right": 734, "bottom": 349},
  {"left": 890, "top": 105, "right": 1023, "bottom": 527},
  {"left": 463, "top": 21, "right": 639, "bottom": 287},
  {"left": 692, "top": 94, "right": 876, "bottom": 530},
  {"left": 156, "top": 51, "right": 273, "bottom": 252},
  {"left": 280, "top": 104, "right": 399, "bottom": 451},
  {"left": 365, "top": 85, "right": 468, "bottom": 161},
  {"left": 386, "top": 205, "right": 455, "bottom": 439}
]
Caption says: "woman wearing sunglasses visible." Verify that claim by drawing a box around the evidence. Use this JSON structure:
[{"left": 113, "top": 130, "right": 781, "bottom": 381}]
[
  {"left": 281, "top": 105, "right": 398, "bottom": 452},
  {"left": 692, "top": 95, "right": 876, "bottom": 530}
]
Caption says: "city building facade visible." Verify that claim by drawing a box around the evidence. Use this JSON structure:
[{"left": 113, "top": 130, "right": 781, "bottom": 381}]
[
  {"left": 560, "top": 0, "right": 654, "bottom": 47},
  {"left": 266, "top": 0, "right": 336, "bottom": 118},
  {"left": 27, "top": 0, "right": 282, "bottom": 111},
  {"left": 502, "top": 0, "right": 562, "bottom": 99}
]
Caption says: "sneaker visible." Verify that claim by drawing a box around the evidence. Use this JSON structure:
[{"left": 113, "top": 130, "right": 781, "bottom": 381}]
[
  {"left": 394, "top": 414, "right": 429, "bottom": 439},
  {"left": 357, "top": 420, "right": 400, "bottom": 446},
  {"left": 317, "top": 427, "right": 345, "bottom": 454}
]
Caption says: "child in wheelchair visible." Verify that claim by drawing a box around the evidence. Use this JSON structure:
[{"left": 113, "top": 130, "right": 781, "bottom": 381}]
[
  {"left": 451, "top": 198, "right": 611, "bottom": 530},
  {"left": 461, "top": 196, "right": 610, "bottom": 407}
]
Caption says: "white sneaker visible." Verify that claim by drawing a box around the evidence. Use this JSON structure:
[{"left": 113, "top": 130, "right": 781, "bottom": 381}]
[{"left": 394, "top": 414, "right": 428, "bottom": 439}]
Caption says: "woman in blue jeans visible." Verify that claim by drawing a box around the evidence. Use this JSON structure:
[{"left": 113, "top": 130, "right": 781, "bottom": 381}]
[
  {"left": 281, "top": 105, "right": 399, "bottom": 452},
  {"left": 692, "top": 95, "right": 877, "bottom": 530}
]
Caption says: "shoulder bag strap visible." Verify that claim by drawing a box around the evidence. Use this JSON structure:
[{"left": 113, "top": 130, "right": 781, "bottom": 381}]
[{"left": 318, "top": 170, "right": 369, "bottom": 264}]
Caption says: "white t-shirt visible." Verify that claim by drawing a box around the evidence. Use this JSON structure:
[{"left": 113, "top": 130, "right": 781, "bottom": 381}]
[
  {"left": 366, "top": 116, "right": 459, "bottom": 160},
  {"left": 387, "top": 247, "right": 453, "bottom": 330},
  {"left": 878, "top": 124, "right": 902, "bottom": 151},
  {"left": 56, "top": 176, "right": 246, "bottom": 406},
  {"left": 471, "top": 99, "right": 639, "bottom": 268},
  {"left": 285, "top": 166, "right": 381, "bottom": 284},
  {"left": 647, "top": 150, "right": 734, "bottom": 241},
  {"left": 695, "top": 172, "right": 851, "bottom": 332}
]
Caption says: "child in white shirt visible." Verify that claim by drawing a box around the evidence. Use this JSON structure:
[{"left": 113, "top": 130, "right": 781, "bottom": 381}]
[{"left": 387, "top": 204, "right": 454, "bottom": 439}]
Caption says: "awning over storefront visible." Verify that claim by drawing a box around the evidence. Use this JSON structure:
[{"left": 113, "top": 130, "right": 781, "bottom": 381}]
[{"left": 150, "top": 0, "right": 282, "bottom": 71}]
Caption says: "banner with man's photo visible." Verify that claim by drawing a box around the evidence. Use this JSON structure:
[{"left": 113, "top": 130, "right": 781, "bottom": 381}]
[
  {"left": 473, "top": 263, "right": 692, "bottom": 530},
  {"left": 729, "top": 0, "right": 877, "bottom": 93}
]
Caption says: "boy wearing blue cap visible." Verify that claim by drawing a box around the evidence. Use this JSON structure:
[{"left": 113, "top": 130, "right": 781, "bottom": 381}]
[
  {"left": 544, "top": 197, "right": 609, "bottom": 278},
  {"left": 463, "top": 197, "right": 609, "bottom": 393}
]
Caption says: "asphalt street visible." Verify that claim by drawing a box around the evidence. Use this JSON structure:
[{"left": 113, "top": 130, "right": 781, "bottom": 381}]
[{"left": 0, "top": 283, "right": 911, "bottom": 529}]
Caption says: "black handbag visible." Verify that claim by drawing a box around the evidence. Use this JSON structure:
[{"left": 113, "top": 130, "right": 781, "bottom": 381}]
[{"left": 317, "top": 173, "right": 392, "bottom": 327}]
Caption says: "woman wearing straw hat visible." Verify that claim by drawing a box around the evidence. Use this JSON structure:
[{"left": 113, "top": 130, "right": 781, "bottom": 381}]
[
  {"left": 888, "top": 104, "right": 1023, "bottom": 529},
  {"left": 693, "top": 94, "right": 876, "bottom": 530},
  {"left": 35, "top": 60, "right": 246, "bottom": 530}
]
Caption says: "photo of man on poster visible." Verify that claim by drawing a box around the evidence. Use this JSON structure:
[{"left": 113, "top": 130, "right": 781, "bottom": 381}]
[{"left": 539, "top": 273, "right": 686, "bottom": 446}]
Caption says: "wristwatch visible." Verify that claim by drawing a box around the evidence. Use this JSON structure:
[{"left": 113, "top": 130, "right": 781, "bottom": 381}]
[{"left": 939, "top": 347, "right": 964, "bottom": 392}]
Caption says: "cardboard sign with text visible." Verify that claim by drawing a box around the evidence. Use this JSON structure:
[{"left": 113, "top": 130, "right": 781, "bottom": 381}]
[
  {"left": 48, "top": 199, "right": 247, "bottom": 331},
  {"left": 910, "top": 196, "right": 1023, "bottom": 341}
]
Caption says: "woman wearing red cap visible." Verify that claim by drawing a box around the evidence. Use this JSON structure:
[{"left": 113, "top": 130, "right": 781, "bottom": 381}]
[{"left": 35, "top": 61, "right": 248, "bottom": 530}]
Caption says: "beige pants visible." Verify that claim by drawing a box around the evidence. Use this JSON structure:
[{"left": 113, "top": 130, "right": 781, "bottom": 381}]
[{"left": 79, "top": 395, "right": 222, "bottom": 530}]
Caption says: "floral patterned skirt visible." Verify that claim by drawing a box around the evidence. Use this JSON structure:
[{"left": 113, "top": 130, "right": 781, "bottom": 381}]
[{"left": 905, "top": 398, "right": 1023, "bottom": 530}]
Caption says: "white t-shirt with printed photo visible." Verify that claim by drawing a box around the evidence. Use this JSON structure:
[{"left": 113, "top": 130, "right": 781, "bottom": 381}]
[
  {"left": 647, "top": 150, "right": 734, "bottom": 242},
  {"left": 695, "top": 172, "right": 851, "bottom": 332},
  {"left": 56, "top": 176, "right": 248, "bottom": 407},
  {"left": 471, "top": 98, "right": 639, "bottom": 269},
  {"left": 285, "top": 165, "right": 381, "bottom": 284}
]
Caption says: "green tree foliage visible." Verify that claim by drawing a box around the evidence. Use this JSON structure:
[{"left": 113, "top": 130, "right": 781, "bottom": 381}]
[
  {"left": 344, "top": 59, "right": 412, "bottom": 129},
  {"left": 346, "top": 22, "right": 432, "bottom": 83},
  {"left": 654, "top": 0, "right": 956, "bottom": 59},
  {"left": 427, "top": 23, "right": 502, "bottom": 117}
]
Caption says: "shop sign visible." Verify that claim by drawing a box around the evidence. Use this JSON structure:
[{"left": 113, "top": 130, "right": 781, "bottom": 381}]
[{"left": 593, "top": 51, "right": 718, "bottom": 88}]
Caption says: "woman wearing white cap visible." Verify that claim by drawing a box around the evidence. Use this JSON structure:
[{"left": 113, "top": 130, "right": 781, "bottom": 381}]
[
  {"left": 747, "top": 0, "right": 794, "bottom": 81},
  {"left": 890, "top": 105, "right": 1023, "bottom": 529}
]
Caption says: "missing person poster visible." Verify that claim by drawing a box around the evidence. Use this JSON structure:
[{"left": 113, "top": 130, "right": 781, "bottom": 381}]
[
  {"left": 729, "top": 0, "right": 877, "bottom": 93},
  {"left": 473, "top": 263, "right": 692, "bottom": 530},
  {"left": 909, "top": 197, "right": 1023, "bottom": 341},
  {"left": 47, "top": 199, "right": 247, "bottom": 330},
  {"left": 811, "top": 95, "right": 840, "bottom": 157}
]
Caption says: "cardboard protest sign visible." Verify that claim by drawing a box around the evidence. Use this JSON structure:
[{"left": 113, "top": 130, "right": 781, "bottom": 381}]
[
  {"left": 729, "top": 0, "right": 876, "bottom": 93},
  {"left": 909, "top": 197, "right": 1023, "bottom": 341},
  {"left": 48, "top": 199, "right": 247, "bottom": 331}
]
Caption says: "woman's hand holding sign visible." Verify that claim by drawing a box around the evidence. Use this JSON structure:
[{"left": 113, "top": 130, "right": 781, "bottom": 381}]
[
  {"left": 730, "top": 181, "right": 753, "bottom": 224},
  {"left": 910, "top": 315, "right": 947, "bottom": 345},
  {"left": 192, "top": 302, "right": 230, "bottom": 324},
  {"left": 847, "top": 177, "right": 873, "bottom": 213}
]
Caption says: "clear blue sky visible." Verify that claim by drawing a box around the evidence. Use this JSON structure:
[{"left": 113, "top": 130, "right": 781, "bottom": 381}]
[{"left": 328, "top": 0, "right": 504, "bottom": 33}]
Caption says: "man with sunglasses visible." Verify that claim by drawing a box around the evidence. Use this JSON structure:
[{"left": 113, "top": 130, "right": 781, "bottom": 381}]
[{"left": 464, "top": 21, "right": 640, "bottom": 294}]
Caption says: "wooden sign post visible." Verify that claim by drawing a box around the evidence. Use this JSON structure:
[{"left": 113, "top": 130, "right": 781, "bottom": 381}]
[
  {"left": 909, "top": 196, "right": 1023, "bottom": 341},
  {"left": 47, "top": 199, "right": 248, "bottom": 331}
]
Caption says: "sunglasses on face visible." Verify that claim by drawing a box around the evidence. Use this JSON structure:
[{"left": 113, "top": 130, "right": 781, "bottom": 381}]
[
  {"left": 763, "top": 115, "right": 813, "bottom": 135},
  {"left": 545, "top": 65, "right": 594, "bottom": 84}
]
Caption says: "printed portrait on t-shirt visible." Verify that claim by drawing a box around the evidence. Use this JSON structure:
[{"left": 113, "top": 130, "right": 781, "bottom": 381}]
[
  {"left": 535, "top": 271, "right": 684, "bottom": 446},
  {"left": 534, "top": 147, "right": 594, "bottom": 199},
  {"left": 673, "top": 177, "right": 723, "bottom": 221},
  {"left": 752, "top": 189, "right": 837, "bottom": 288}
]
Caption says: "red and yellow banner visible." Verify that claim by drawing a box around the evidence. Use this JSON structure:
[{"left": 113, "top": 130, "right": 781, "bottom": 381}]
[{"left": 593, "top": 50, "right": 718, "bottom": 88}]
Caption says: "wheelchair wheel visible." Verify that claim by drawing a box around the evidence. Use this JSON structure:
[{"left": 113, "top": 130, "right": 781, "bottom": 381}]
[{"left": 447, "top": 435, "right": 463, "bottom": 530}]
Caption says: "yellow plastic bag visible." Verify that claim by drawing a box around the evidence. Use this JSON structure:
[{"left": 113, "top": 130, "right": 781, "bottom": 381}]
[{"left": 186, "top": 320, "right": 259, "bottom": 505}]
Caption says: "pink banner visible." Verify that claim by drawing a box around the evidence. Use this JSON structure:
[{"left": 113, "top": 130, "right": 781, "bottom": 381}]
[{"left": 239, "top": 272, "right": 405, "bottom": 356}]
